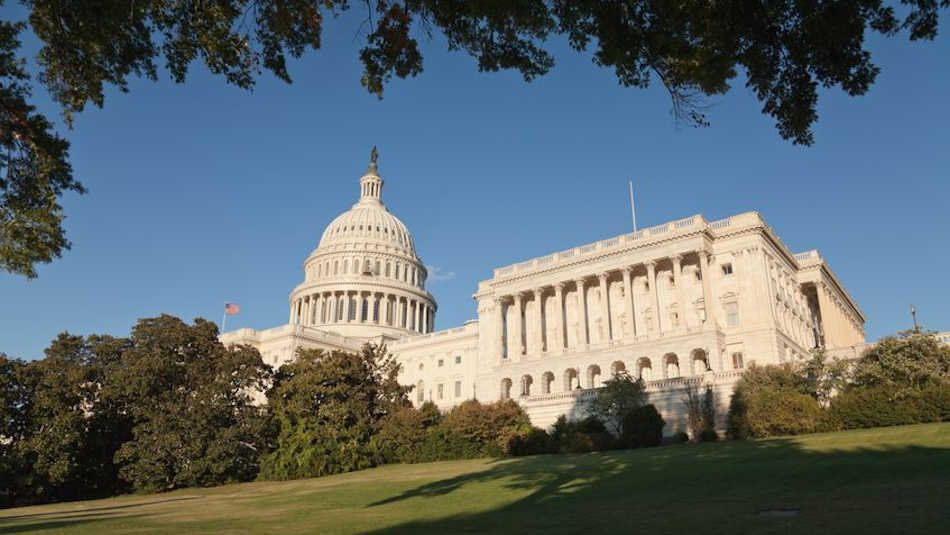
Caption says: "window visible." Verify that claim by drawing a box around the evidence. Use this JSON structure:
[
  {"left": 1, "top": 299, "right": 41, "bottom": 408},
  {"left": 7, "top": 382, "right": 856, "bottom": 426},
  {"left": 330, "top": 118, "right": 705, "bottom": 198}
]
[
  {"left": 725, "top": 302, "right": 739, "bottom": 326},
  {"left": 343, "top": 260, "right": 349, "bottom": 274},
  {"left": 437, "top": 383, "right": 444, "bottom": 400},
  {"left": 722, "top": 263, "right": 734, "bottom": 275},
  {"left": 418, "top": 363, "right": 423, "bottom": 370},
  {"left": 438, "top": 359, "right": 444, "bottom": 367},
  {"left": 455, "top": 355, "right": 462, "bottom": 364},
  {"left": 732, "top": 352, "right": 744, "bottom": 369},
  {"left": 417, "top": 381, "right": 424, "bottom": 402},
  {"left": 455, "top": 381, "right": 462, "bottom": 397}
]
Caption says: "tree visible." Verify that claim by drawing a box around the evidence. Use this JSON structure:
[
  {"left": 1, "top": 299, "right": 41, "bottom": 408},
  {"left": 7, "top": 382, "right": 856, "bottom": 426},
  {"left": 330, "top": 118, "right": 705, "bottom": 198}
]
[
  {"left": 104, "top": 315, "right": 271, "bottom": 492},
  {"left": 682, "top": 382, "right": 716, "bottom": 440},
  {"left": 802, "top": 348, "right": 852, "bottom": 406},
  {"left": 0, "top": 19, "right": 82, "bottom": 278},
  {"left": 0, "top": 352, "right": 36, "bottom": 506},
  {"left": 852, "top": 330, "right": 950, "bottom": 399},
  {"left": 587, "top": 370, "right": 646, "bottom": 436},
  {"left": 3, "top": 1, "right": 948, "bottom": 276},
  {"left": 259, "top": 343, "right": 409, "bottom": 480}
]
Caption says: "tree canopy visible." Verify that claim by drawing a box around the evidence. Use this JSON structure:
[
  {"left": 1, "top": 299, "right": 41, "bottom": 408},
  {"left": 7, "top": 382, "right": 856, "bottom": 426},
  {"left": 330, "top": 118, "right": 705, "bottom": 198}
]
[{"left": 2, "top": 1, "right": 948, "bottom": 276}]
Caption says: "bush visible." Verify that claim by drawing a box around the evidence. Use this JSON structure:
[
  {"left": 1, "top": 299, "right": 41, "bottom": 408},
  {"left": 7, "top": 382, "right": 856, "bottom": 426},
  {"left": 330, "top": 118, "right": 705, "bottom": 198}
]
[
  {"left": 505, "top": 428, "right": 555, "bottom": 456},
  {"left": 549, "top": 415, "right": 615, "bottom": 453},
  {"left": 699, "top": 428, "right": 719, "bottom": 442},
  {"left": 728, "top": 385, "right": 831, "bottom": 439},
  {"left": 672, "top": 431, "right": 690, "bottom": 444},
  {"left": 620, "top": 404, "right": 665, "bottom": 448},
  {"left": 831, "top": 383, "right": 950, "bottom": 429}
]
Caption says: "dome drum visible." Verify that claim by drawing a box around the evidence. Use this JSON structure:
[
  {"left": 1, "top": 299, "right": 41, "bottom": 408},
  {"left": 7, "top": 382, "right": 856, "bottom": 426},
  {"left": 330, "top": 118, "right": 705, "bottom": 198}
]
[{"left": 288, "top": 149, "right": 435, "bottom": 339}]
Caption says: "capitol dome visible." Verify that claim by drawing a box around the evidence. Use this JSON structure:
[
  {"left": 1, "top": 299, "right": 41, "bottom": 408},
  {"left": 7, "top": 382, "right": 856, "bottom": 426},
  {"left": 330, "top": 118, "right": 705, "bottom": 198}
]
[{"left": 288, "top": 149, "right": 436, "bottom": 340}]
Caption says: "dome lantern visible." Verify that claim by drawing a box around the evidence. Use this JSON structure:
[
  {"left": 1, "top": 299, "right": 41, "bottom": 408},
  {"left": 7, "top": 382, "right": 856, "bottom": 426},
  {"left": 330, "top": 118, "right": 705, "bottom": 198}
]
[{"left": 358, "top": 146, "right": 384, "bottom": 204}]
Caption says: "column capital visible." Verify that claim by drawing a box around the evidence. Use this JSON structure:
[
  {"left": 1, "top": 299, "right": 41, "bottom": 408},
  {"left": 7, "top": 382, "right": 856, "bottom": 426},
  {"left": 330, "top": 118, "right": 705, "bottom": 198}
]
[
  {"left": 575, "top": 277, "right": 586, "bottom": 286},
  {"left": 598, "top": 271, "right": 610, "bottom": 281},
  {"left": 533, "top": 287, "right": 543, "bottom": 297},
  {"left": 644, "top": 260, "right": 657, "bottom": 270},
  {"left": 554, "top": 282, "right": 565, "bottom": 292},
  {"left": 671, "top": 253, "right": 684, "bottom": 263}
]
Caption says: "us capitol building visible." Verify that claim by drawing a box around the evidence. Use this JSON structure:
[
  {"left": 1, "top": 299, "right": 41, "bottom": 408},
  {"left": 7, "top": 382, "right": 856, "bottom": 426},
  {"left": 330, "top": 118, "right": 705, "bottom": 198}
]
[{"left": 220, "top": 150, "right": 866, "bottom": 433}]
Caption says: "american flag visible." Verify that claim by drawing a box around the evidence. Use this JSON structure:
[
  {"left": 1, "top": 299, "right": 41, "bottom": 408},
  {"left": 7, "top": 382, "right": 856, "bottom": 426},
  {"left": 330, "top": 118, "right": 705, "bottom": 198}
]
[{"left": 224, "top": 303, "right": 240, "bottom": 315}]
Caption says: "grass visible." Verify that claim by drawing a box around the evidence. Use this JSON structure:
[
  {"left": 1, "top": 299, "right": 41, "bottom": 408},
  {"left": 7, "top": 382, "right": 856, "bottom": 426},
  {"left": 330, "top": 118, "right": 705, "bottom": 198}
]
[{"left": 2, "top": 423, "right": 949, "bottom": 534}]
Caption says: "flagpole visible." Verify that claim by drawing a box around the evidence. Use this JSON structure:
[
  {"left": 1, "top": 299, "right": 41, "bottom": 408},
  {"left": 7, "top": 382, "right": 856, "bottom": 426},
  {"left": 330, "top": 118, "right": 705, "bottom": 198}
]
[
  {"left": 629, "top": 181, "right": 637, "bottom": 232},
  {"left": 221, "top": 306, "right": 227, "bottom": 333}
]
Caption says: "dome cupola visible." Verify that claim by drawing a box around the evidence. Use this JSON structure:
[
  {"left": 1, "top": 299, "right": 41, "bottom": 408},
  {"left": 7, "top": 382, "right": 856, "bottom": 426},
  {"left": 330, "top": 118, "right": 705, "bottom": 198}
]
[{"left": 288, "top": 148, "right": 436, "bottom": 340}]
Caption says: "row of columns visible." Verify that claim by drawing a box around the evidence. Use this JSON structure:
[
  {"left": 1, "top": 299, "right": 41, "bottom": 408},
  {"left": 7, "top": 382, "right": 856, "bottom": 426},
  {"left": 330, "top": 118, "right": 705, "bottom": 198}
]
[
  {"left": 290, "top": 291, "right": 435, "bottom": 334},
  {"left": 495, "top": 250, "right": 717, "bottom": 360}
]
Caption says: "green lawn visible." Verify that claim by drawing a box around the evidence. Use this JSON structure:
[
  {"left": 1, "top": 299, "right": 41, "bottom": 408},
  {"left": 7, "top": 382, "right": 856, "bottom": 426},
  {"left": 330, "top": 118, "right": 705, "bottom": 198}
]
[{"left": 3, "top": 423, "right": 949, "bottom": 534}]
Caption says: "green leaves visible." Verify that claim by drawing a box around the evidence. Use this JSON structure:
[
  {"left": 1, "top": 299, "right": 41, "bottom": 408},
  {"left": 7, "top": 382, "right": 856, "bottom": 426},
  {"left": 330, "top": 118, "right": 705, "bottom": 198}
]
[{"left": 587, "top": 371, "right": 646, "bottom": 436}]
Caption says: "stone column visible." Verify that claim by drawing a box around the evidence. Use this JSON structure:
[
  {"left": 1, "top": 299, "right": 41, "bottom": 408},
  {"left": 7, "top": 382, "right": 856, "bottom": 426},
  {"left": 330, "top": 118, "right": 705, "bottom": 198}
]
[
  {"left": 422, "top": 305, "right": 428, "bottom": 333},
  {"left": 646, "top": 261, "right": 660, "bottom": 334},
  {"left": 495, "top": 297, "right": 507, "bottom": 360},
  {"left": 311, "top": 295, "right": 319, "bottom": 324},
  {"left": 673, "top": 254, "right": 687, "bottom": 331},
  {"left": 553, "top": 284, "right": 565, "bottom": 352},
  {"left": 598, "top": 272, "right": 611, "bottom": 343},
  {"left": 289, "top": 300, "right": 295, "bottom": 324},
  {"left": 533, "top": 288, "right": 545, "bottom": 353},
  {"left": 513, "top": 293, "right": 525, "bottom": 357},
  {"left": 344, "top": 292, "right": 352, "bottom": 323},
  {"left": 575, "top": 279, "right": 588, "bottom": 346},
  {"left": 699, "top": 251, "right": 717, "bottom": 328},
  {"left": 622, "top": 267, "right": 635, "bottom": 339}
]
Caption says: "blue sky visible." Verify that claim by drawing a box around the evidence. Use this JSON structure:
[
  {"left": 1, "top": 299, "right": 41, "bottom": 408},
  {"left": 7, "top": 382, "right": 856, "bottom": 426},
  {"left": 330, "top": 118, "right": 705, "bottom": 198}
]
[{"left": 1, "top": 8, "right": 948, "bottom": 359}]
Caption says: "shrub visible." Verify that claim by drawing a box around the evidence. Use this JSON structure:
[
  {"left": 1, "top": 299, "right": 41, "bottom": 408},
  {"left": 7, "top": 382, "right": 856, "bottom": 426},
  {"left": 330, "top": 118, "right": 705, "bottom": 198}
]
[
  {"left": 505, "top": 428, "right": 555, "bottom": 456},
  {"left": 672, "top": 431, "right": 690, "bottom": 444},
  {"left": 620, "top": 404, "right": 665, "bottom": 448},
  {"left": 831, "top": 383, "right": 950, "bottom": 429},
  {"left": 549, "top": 415, "right": 615, "bottom": 453},
  {"left": 727, "top": 363, "right": 833, "bottom": 439},
  {"left": 728, "top": 385, "right": 831, "bottom": 439},
  {"left": 699, "top": 428, "right": 719, "bottom": 442}
]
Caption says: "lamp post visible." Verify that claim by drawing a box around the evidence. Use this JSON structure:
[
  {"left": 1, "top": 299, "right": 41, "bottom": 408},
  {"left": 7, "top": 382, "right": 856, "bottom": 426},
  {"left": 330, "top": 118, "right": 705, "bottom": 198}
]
[{"left": 911, "top": 305, "right": 919, "bottom": 333}]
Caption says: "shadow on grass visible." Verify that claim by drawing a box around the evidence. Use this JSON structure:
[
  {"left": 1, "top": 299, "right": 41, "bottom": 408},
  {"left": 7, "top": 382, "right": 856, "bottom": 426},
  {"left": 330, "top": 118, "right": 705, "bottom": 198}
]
[
  {"left": 0, "top": 495, "right": 200, "bottom": 522},
  {"left": 362, "top": 432, "right": 950, "bottom": 535}
]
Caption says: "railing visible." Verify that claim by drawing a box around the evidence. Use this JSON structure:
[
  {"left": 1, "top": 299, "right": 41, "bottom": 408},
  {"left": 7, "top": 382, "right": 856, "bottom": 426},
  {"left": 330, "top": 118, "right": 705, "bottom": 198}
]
[
  {"left": 491, "top": 214, "right": 707, "bottom": 278},
  {"left": 518, "top": 370, "right": 745, "bottom": 404}
]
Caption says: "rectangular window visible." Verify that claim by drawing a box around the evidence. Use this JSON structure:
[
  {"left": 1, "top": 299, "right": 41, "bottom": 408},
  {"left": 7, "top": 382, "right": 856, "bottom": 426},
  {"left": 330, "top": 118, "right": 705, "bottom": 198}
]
[
  {"left": 455, "top": 381, "right": 462, "bottom": 397},
  {"left": 437, "top": 383, "right": 444, "bottom": 400},
  {"left": 726, "top": 302, "right": 740, "bottom": 326},
  {"left": 732, "top": 352, "right": 744, "bottom": 369},
  {"left": 722, "top": 263, "right": 734, "bottom": 275},
  {"left": 438, "top": 359, "right": 444, "bottom": 367},
  {"left": 455, "top": 355, "right": 462, "bottom": 364}
]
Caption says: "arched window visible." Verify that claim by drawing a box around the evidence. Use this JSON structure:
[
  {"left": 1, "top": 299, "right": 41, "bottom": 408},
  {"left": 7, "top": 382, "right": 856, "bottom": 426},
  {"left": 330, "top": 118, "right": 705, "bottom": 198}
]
[
  {"left": 500, "top": 378, "right": 513, "bottom": 400},
  {"left": 637, "top": 357, "right": 653, "bottom": 381},
  {"left": 611, "top": 361, "right": 626, "bottom": 377},
  {"left": 343, "top": 259, "right": 349, "bottom": 274},
  {"left": 337, "top": 297, "right": 345, "bottom": 321},
  {"left": 520, "top": 375, "right": 533, "bottom": 397},
  {"left": 386, "top": 262, "right": 391, "bottom": 277},
  {"left": 664, "top": 354, "right": 680, "bottom": 378},
  {"left": 541, "top": 371, "right": 555, "bottom": 394},
  {"left": 373, "top": 298, "right": 380, "bottom": 322},
  {"left": 586, "top": 364, "right": 602, "bottom": 388},
  {"left": 691, "top": 349, "right": 710, "bottom": 375},
  {"left": 333, "top": 261, "right": 339, "bottom": 275},
  {"left": 348, "top": 297, "right": 357, "bottom": 320},
  {"left": 361, "top": 298, "right": 368, "bottom": 321},
  {"left": 395, "top": 264, "right": 400, "bottom": 280},
  {"left": 563, "top": 368, "right": 579, "bottom": 391}
]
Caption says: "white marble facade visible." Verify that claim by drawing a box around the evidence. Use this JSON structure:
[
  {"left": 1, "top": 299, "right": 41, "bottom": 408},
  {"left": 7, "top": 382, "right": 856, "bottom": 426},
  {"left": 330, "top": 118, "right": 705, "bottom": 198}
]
[{"left": 220, "top": 152, "right": 866, "bottom": 434}]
